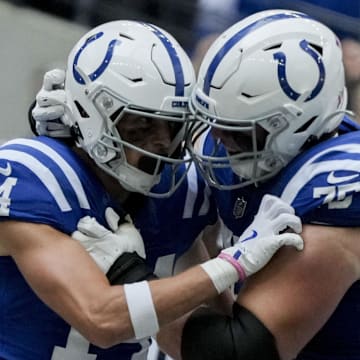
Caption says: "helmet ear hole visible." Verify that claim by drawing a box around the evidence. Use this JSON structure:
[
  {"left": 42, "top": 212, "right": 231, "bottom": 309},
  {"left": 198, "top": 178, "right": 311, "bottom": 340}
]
[
  {"left": 308, "top": 43, "right": 323, "bottom": 55},
  {"left": 263, "top": 43, "right": 282, "bottom": 51},
  {"left": 110, "top": 107, "right": 124, "bottom": 122},
  {"left": 241, "top": 92, "right": 256, "bottom": 99},
  {"left": 74, "top": 101, "right": 89, "bottom": 118},
  {"left": 294, "top": 116, "right": 317, "bottom": 134}
]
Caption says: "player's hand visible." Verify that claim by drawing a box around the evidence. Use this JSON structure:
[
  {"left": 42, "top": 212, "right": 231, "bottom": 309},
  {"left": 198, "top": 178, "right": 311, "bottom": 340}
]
[
  {"left": 31, "top": 69, "right": 72, "bottom": 137},
  {"left": 219, "top": 194, "right": 303, "bottom": 279},
  {"left": 72, "top": 208, "right": 145, "bottom": 273}
]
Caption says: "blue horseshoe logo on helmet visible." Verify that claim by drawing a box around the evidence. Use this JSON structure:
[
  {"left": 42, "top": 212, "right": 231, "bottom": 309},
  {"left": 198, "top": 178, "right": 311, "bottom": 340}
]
[
  {"left": 73, "top": 31, "right": 121, "bottom": 85},
  {"left": 273, "top": 39, "right": 325, "bottom": 102}
]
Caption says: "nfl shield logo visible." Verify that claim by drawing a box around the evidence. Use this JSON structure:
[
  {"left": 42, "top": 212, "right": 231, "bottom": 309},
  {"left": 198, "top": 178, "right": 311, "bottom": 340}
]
[{"left": 233, "top": 197, "right": 247, "bottom": 219}]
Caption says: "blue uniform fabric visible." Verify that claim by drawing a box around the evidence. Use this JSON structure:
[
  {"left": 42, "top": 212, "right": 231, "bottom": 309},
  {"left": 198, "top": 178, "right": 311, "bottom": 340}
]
[
  {"left": 0, "top": 136, "right": 216, "bottom": 360},
  {"left": 202, "top": 116, "right": 360, "bottom": 359}
]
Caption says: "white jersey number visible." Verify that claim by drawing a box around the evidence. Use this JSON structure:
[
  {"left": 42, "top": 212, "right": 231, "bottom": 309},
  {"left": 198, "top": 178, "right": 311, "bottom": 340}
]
[
  {"left": 0, "top": 177, "right": 17, "bottom": 216},
  {"left": 52, "top": 327, "right": 150, "bottom": 360},
  {"left": 313, "top": 182, "right": 360, "bottom": 209},
  {"left": 52, "top": 328, "right": 96, "bottom": 360}
]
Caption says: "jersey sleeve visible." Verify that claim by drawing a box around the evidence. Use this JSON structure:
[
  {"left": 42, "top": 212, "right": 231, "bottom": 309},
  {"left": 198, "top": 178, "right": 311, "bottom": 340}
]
[
  {"left": 274, "top": 132, "right": 360, "bottom": 226},
  {"left": 0, "top": 138, "right": 109, "bottom": 234}
]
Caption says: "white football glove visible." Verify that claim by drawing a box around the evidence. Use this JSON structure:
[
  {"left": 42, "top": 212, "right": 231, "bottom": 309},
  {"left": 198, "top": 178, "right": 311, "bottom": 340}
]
[
  {"left": 32, "top": 69, "right": 72, "bottom": 138},
  {"left": 219, "top": 194, "right": 304, "bottom": 279},
  {"left": 72, "top": 207, "right": 146, "bottom": 274}
]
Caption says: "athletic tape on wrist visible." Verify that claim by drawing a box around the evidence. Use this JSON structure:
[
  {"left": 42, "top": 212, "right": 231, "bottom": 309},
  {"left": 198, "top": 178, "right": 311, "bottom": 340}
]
[
  {"left": 124, "top": 281, "right": 159, "bottom": 339},
  {"left": 218, "top": 252, "right": 247, "bottom": 280},
  {"left": 200, "top": 258, "right": 239, "bottom": 294}
]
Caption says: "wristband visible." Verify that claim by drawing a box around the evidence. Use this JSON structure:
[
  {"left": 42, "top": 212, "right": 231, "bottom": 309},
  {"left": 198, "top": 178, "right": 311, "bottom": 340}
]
[
  {"left": 200, "top": 258, "right": 239, "bottom": 294},
  {"left": 124, "top": 281, "right": 159, "bottom": 339},
  {"left": 218, "top": 252, "right": 247, "bottom": 280}
]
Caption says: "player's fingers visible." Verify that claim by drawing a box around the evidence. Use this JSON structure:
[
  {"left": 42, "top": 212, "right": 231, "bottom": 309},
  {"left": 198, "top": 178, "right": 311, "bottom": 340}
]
[
  {"left": 259, "top": 194, "right": 295, "bottom": 217},
  {"left": 273, "top": 213, "right": 302, "bottom": 234},
  {"left": 124, "top": 214, "right": 134, "bottom": 224},
  {"left": 43, "top": 69, "right": 66, "bottom": 90},
  {"left": 36, "top": 89, "right": 66, "bottom": 107},
  {"left": 77, "top": 216, "right": 110, "bottom": 238},
  {"left": 32, "top": 106, "right": 65, "bottom": 122},
  {"left": 105, "top": 207, "right": 120, "bottom": 232},
  {"left": 71, "top": 230, "right": 89, "bottom": 243},
  {"left": 277, "top": 233, "right": 304, "bottom": 251}
]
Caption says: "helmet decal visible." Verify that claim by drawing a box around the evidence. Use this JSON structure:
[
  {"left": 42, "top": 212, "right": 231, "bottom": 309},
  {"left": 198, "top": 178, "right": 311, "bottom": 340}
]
[
  {"left": 273, "top": 39, "right": 325, "bottom": 101},
  {"left": 143, "top": 23, "right": 185, "bottom": 96},
  {"left": 73, "top": 31, "right": 121, "bottom": 85},
  {"left": 203, "top": 12, "right": 311, "bottom": 95}
]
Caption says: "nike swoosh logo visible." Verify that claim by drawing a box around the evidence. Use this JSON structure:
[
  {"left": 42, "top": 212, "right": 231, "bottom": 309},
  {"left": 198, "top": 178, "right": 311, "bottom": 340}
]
[
  {"left": 241, "top": 229, "right": 258, "bottom": 242},
  {"left": 0, "top": 162, "right": 11, "bottom": 176},
  {"left": 0, "top": 163, "right": 12, "bottom": 176},
  {"left": 327, "top": 171, "right": 359, "bottom": 185}
]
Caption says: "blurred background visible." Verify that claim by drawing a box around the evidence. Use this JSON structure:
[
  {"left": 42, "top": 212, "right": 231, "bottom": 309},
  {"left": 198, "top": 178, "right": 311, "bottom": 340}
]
[{"left": 0, "top": 0, "right": 359, "bottom": 142}]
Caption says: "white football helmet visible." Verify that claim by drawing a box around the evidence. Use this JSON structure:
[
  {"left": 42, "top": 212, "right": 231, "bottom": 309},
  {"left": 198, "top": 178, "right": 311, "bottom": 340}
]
[
  {"left": 64, "top": 20, "right": 195, "bottom": 197},
  {"left": 189, "top": 9, "right": 347, "bottom": 189}
]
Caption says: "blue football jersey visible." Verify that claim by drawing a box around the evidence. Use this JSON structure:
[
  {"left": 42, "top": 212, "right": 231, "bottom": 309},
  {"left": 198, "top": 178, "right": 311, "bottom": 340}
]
[
  {"left": 0, "top": 136, "right": 216, "bottom": 360},
  {"left": 202, "top": 118, "right": 360, "bottom": 359}
]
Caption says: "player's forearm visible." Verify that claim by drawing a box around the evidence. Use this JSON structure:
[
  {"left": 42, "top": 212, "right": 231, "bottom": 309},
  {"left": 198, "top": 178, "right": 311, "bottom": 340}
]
[
  {"left": 6, "top": 222, "right": 222, "bottom": 348},
  {"left": 150, "top": 266, "right": 219, "bottom": 326},
  {"left": 76, "top": 266, "right": 218, "bottom": 348}
]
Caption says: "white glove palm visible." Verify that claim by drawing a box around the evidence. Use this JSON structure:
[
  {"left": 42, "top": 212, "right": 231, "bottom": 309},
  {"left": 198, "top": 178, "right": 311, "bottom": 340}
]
[
  {"left": 72, "top": 208, "right": 145, "bottom": 274},
  {"left": 32, "top": 69, "right": 72, "bottom": 138},
  {"left": 219, "top": 194, "right": 303, "bottom": 279}
]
